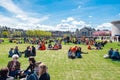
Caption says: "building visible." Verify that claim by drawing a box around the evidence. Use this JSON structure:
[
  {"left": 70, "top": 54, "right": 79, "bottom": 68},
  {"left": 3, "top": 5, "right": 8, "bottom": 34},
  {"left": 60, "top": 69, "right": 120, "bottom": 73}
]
[
  {"left": 92, "top": 30, "right": 111, "bottom": 36},
  {"left": 75, "top": 27, "right": 96, "bottom": 37},
  {"left": 51, "top": 31, "right": 74, "bottom": 37},
  {"left": 111, "top": 21, "right": 120, "bottom": 36}
]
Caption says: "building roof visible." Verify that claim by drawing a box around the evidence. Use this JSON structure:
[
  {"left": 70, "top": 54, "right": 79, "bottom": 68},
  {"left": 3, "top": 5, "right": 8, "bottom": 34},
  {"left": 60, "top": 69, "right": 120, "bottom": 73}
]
[
  {"left": 111, "top": 20, "right": 120, "bottom": 24},
  {"left": 93, "top": 31, "right": 111, "bottom": 36}
]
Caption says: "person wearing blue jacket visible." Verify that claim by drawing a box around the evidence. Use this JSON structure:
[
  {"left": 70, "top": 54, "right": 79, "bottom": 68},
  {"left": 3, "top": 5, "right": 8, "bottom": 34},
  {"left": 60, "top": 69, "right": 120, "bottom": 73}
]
[
  {"left": 111, "top": 49, "right": 120, "bottom": 60},
  {"left": 8, "top": 48, "right": 14, "bottom": 57},
  {"left": 108, "top": 48, "right": 114, "bottom": 58},
  {"left": 27, "top": 62, "right": 42, "bottom": 80}
]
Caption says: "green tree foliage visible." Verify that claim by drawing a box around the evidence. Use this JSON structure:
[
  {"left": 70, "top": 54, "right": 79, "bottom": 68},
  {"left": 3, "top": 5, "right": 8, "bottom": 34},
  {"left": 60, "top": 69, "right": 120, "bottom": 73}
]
[
  {"left": 13, "top": 31, "right": 22, "bottom": 37},
  {"left": 26, "top": 30, "right": 52, "bottom": 37},
  {"left": 2, "top": 31, "right": 9, "bottom": 38}
]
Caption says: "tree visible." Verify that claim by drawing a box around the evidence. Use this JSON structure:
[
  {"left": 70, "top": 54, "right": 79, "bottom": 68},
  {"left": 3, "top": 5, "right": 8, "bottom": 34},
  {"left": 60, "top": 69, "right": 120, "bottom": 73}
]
[
  {"left": 26, "top": 30, "right": 52, "bottom": 37},
  {"left": 2, "top": 31, "right": 9, "bottom": 38},
  {"left": 13, "top": 31, "right": 21, "bottom": 37}
]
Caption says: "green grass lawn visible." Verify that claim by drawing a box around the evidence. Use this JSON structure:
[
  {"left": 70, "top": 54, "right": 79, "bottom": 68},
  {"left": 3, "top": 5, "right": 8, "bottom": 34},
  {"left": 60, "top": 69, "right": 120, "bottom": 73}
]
[{"left": 0, "top": 42, "right": 120, "bottom": 80}]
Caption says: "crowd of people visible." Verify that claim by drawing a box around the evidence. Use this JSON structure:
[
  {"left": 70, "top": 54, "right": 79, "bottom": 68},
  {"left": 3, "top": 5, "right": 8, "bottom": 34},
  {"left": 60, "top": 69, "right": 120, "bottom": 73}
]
[
  {"left": 104, "top": 48, "right": 120, "bottom": 61},
  {"left": 2, "top": 36, "right": 120, "bottom": 80},
  {"left": 0, "top": 55, "right": 50, "bottom": 80}
]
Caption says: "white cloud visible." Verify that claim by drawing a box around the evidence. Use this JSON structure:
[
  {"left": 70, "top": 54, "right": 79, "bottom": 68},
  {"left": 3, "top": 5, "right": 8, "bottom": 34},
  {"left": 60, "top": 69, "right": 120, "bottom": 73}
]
[
  {"left": 58, "top": 17, "right": 92, "bottom": 31},
  {"left": 0, "top": 0, "right": 48, "bottom": 29},
  {"left": 96, "top": 23, "right": 112, "bottom": 30},
  {"left": 72, "top": 21, "right": 86, "bottom": 26},
  {"left": 0, "top": 15, "right": 19, "bottom": 28},
  {"left": 0, "top": 0, "right": 107, "bottom": 32},
  {"left": 61, "top": 17, "right": 74, "bottom": 23},
  {"left": 0, "top": 0, "right": 24, "bottom": 15}
]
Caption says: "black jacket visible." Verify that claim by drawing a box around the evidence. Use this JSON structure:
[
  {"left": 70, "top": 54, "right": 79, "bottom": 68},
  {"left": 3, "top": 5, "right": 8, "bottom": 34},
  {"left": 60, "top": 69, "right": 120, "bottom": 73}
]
[{"left": 39, "top": 73, "right": 50, "bottom": 80}]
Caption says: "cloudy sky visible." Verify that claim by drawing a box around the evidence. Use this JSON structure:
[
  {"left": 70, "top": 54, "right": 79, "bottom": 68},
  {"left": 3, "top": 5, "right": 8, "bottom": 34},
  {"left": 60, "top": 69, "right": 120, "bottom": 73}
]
[{"left": 0, "top": 0, "right": 120, "bottom": 31}]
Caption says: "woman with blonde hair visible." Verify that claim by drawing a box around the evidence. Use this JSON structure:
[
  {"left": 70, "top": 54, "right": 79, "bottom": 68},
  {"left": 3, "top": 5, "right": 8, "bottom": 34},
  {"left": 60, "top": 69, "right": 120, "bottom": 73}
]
[{"left": 39, "top": 63, "right": 50, "bottom": 80}]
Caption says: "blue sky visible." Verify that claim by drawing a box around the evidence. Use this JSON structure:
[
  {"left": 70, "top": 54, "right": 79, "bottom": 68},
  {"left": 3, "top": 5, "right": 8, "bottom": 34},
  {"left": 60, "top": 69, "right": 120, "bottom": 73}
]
[{"left": 0, "top": 0, "right": 120, "bottom": 31}]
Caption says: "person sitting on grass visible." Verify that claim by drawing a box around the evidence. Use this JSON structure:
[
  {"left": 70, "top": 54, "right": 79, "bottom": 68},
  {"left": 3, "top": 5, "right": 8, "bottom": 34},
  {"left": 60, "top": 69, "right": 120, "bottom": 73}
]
[
  {"left": 47, "top": 42, "right": 53, "bottom": 50},
  {"left": 0, "top": 67, "right": 14, "bottom": 80},
  {"left": 104, "top": 48, "right": 114, "bottom": 59},
  {"left": 8, "top": 48, "right": 14, "bottom": 57},
  {"left": 76, "top": 47, "right": 82, "bottom": 58},
  {"left": 24, "top": 46, "right": 32, "bottom": 57},
  {"left": 76, "top": 47, "right": 88, "bottom": 58},
  {"left": 26, "top": 62, "right": 42, "bottom": 80},
  {"left": 7, "top": 54, "right": 20, "bottom": 78},
  {"left": 58, "top": 43, "right": 62, "bottom": 49},
  {"left": 68, "top": 47, "right": 76, "bottom": 59},
  {"left": 38, "top": 41, "right": 46, "bottom": 50},
  {"left": 108, "top": 48, "right": 114, "bottom": 58},
  {"left": 111, "top": 49, "right": 120, "bottom": 60},
  {"left": 96, "top": 42, "right": 102, "bottom": 50},
  {"left": 14, "top": 46, "right": 21, "bottom": 57},
  {"left": 71, "top": 46, "right": 77, "bottom": 53},
  {"left": 68, "top": 48, "right": 72, "bottom": 58},
  {"left": 32, "top": 46, "right": 36, "bottom": 56},
  {"left": 39, "top": 63, "right": 50, "bottom": 80},
  {"left": 23, "top": 57, "right": 36, "bottom": 76},
  {"left": 87, "top": 45, "right": 91, "bottom": 50},
  {"left": 53, "top": 44, "right": 59, "bottom": 50}
]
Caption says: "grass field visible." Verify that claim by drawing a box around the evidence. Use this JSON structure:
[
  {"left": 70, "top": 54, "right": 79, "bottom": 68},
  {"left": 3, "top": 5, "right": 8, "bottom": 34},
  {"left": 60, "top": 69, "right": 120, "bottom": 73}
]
[{"left": 0, "top": 42, "right": 120, "bottom": 80}]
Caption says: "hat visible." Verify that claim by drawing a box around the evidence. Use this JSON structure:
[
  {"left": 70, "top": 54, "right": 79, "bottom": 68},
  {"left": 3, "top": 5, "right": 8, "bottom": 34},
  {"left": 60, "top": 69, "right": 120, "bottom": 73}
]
[{"left": 12, "top": 54, "right": 19, "bottom": 59}]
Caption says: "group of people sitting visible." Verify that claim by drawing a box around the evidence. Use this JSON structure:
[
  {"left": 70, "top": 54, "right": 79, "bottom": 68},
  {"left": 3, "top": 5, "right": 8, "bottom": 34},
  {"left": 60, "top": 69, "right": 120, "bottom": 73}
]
[
  {"left": 47, "top": 42, "right": 62, "bottom": 50},
  {"left": 8, "top": 46, "right": 21, "bottom": 57},
  {"left": 9, "top": 46, "right": 36, "bottom": 58},
  {"left": 87, "top": 41, "right": 107, "bottom": 50},
  {"left": 94, "top": 41, "right": 107, "bottom": 50},
  {"left": 68, "top": 46, "right": 88, "bottom": 59},
  {"left": 37, "top": 41, "right": 46, "bottom": 50},
  {"left": 104, "top": 48, "right": 120, "bottom": 60},
  {"left": 0, "top": 55, "right": 50, "bottom": 80}
]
